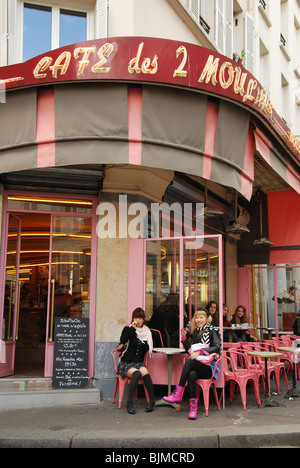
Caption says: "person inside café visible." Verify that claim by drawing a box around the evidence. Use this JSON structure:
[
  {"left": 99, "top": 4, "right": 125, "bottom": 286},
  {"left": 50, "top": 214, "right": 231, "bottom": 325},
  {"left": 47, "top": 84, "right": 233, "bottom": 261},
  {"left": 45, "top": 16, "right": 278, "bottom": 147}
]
[
  {"left": 117, "top": 307, "right": 155, "bottom": 414},
  {"left": 232, "top": 305, "right": 258, "bottom": 342},
  {"left": 148, "top": 304, "right": 170, "bottom": 347},
  {"left": 205, "top": 301, "right": 219, "bottom": 327},
  {"left": 292, "top": 308, "right": 300, "bottom": 336},
  {"left": 222, "top": 303, "right": 235, "bottom": 342},
  {"left": 162, "top": 308, "right": 221, "bottom": 420}
]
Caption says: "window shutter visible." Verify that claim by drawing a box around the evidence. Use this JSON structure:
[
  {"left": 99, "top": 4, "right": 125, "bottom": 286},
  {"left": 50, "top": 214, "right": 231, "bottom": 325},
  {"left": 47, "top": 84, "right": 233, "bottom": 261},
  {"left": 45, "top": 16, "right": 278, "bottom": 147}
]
[
  {"left": 216, "top": 0, "right": 232, "bottom": 58},
  {"left": 7, "top": 0, "right": 17, "bottom": 65},
  {"left": 245, "top": 12, "right": 254, "bottom": 74},
  {"left": 96, "top": 0, "right": 108, "bottom": 39},
  {"left": 225, "top": 0, "right": 233, "bottom": 59},
  {"left": 215, "top": 0, "right": 225, "bottom": 54},
  {"left": 0, "top": 0, "right": 7, "bottom": 66},
  {"left": 189, "top": 0, "right": 200, "bottom": 22}
]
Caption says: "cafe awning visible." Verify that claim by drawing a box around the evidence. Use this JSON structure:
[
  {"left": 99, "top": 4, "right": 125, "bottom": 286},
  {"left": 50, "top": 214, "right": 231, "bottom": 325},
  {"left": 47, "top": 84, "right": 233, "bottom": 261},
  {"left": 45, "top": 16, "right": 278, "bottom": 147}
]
[
  {"left": 0, "top": 82, "right": 298, "bottom": 201},
  {"left": 268, "top": 190, "right": 300, "bottom": 264}
]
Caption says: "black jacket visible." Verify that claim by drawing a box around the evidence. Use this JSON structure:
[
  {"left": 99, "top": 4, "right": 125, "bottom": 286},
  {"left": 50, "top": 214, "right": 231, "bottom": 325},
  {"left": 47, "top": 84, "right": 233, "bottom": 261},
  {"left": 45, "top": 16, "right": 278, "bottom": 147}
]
[
  {"left": 293, "top": 316, "right": 300, "bottom": 336},
  {"left": 182, "top": 326, "right": 221, "bottom": 355},
  {"left": 119, "top": 326, "right": 149, "bottom": 363}
]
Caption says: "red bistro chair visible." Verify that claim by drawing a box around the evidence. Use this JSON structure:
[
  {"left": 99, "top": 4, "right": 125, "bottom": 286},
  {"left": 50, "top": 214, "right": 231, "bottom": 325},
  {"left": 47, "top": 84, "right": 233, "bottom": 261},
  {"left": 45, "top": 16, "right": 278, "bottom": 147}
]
[
  {"left": 178, "top": 356, "right": 223, "bottom": 416},
  {"left": 195, "top": 357, "right": 223, "bottom": 417},
  {"left": 252, "top": 342, "right": 290, "bottom": 395},
  {"left": 223, "top": 349, "right": 261, "bottom": 411},
  {"left": 150, "top": 328, "right": 165, "bottom": 347},
  {"left": 111, "top": 349, "right": 150, "bottom": 408}
]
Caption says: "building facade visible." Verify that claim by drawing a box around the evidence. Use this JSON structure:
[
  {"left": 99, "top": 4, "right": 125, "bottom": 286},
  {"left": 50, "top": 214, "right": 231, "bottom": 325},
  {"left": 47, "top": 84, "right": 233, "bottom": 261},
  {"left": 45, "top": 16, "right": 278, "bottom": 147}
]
[{"left": 0, "top": 0, "right": 300, "bottom": 398}]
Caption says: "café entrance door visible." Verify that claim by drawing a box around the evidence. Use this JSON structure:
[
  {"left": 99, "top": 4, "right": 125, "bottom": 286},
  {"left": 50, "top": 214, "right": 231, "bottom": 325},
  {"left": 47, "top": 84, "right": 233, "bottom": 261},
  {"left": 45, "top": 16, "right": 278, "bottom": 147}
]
[{"left": 0, "top": 193, "right": 96, "bottom": 378}]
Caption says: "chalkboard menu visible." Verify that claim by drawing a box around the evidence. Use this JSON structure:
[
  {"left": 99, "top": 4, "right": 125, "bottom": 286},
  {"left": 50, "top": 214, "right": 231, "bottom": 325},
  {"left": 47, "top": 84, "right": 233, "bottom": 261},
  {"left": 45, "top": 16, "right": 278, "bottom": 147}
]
[{"left": 53, "top": 318, "right": 89, "bottom": 389}]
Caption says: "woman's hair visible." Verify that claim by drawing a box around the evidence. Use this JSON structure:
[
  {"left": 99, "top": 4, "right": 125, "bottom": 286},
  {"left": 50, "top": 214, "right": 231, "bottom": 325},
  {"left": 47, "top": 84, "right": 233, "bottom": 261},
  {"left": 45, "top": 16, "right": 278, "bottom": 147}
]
[
  {"left": 234, "top": 305, "right": 249, "bottom": 324},
  {"left": 205, "top": 301, "right": 219, "bottom": 320},
  {"left": 132, "top": 307, "right": 146, "bottom": 321},
  {"left": 191, "top": 308, "right": 212, "bottom": 333}
]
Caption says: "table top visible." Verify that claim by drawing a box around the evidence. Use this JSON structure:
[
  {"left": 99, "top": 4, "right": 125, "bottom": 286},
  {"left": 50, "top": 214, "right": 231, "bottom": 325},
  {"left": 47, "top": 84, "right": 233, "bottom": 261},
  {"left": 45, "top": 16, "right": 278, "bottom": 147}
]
[
  {"left": 248, "top": 351, "right": 284, "bottom": 358},
  {"left": 153, "top": 347, "right": 185, "bottom": 355},
  {"left": 278, "top": 347, "right": 300, "bottom": 354}
]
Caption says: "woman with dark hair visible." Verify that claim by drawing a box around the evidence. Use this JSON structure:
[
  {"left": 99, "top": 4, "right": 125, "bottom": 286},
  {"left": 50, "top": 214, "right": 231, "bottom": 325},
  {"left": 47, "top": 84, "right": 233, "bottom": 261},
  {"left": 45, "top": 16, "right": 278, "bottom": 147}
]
[
  {"left": 205, "top": 301, "right": 219, "bottom": 327},
  {"left": 118, "top": 307, "right": 155, "bottom": 414},
  {"left": 232, "top": 305, "right": 258, "bottom": 342}
]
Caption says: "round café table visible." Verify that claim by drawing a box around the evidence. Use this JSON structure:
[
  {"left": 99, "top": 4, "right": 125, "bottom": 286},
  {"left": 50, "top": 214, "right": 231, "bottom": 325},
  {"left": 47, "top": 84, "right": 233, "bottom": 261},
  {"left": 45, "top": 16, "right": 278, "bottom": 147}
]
[
  {"left": 278, "top": 347, "right": 300, "bottom": 399},
  {"left": 153, "top": 347, "right": 185, "bottom": 409},
  {"left": 248, "top": 351, "right": 284, "bottom": 407}
]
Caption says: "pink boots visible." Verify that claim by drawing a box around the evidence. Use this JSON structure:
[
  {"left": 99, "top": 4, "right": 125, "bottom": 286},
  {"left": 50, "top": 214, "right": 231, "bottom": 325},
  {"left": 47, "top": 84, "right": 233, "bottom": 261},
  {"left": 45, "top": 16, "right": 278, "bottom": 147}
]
[
  {"left": 188, "top": 398, "right": 198, "bottom": 420},
  {"left": 163, "top": 385, "right": 184, "bottom": 403},
  {"left": 163, "top": 388, "right": 198, "bottom": 420}
]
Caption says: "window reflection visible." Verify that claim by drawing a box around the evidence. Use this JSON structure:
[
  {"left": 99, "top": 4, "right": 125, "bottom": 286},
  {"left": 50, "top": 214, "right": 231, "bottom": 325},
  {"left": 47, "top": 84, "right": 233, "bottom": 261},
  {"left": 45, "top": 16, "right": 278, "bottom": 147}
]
[
  {"left": 23, "top": 3, "right": 52, "bottom": 61},
  {"left": 23, "top": 3, "right": 88, "bottom": 62},
  {"left": 59, "top": 9, "right": 87, "bottom": 48},
  {"left": 146, "top": 238, "right": 220, "bottom": 347}
]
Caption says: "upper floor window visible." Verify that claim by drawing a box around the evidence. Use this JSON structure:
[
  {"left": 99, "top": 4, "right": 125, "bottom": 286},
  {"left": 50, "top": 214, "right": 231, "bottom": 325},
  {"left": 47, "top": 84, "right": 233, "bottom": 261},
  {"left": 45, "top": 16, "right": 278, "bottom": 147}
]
[
  {"left": 23, "top": 3, "right": 52, "bottom": 61},
  {"left": 22, "top": 2, "right": 91, "bottom": 62}
]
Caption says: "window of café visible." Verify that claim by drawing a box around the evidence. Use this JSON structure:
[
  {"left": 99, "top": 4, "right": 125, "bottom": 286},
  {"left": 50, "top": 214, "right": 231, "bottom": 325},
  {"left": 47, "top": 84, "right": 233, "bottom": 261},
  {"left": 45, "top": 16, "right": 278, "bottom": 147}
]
[
  {"left": 238, "top": 264, "right": 300, "bottom": 338},
  {"left": 145, "top": 235, "right": 223, "bottom": 347}
]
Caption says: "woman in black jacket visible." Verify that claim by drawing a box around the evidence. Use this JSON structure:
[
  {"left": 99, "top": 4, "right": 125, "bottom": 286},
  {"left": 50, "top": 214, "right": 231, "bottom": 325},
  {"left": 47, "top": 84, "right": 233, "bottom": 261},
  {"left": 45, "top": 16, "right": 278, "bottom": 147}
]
[
  {"left": 163, "top": 308, "right": 221, "bottom": 420},
  {"left": 293, "top": 310, "right": 300, "bottom": 336},
  {"left": 118, "top": 307, "right": 155, "bottom": 414}
]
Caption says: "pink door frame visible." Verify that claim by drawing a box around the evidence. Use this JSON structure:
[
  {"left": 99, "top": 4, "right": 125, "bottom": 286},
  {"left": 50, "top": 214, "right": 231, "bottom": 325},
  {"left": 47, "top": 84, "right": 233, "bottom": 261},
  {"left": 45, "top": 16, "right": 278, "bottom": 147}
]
[{"left": 0, "top": 190, "right": 98, "bottom": 378}]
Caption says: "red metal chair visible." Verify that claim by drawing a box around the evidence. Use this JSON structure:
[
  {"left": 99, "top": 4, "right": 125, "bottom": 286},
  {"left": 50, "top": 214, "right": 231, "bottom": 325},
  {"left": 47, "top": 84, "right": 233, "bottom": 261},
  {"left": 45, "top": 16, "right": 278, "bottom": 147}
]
[
  {"left": 268, "top": 338, "right": 293, "bottom": 374},
  {"left": 111, "top": 349, "right": 150, "bottom": 408},
  {"left": 150, "top": 328, "right": 165, "bottom": 347},
  {"left": 223, "top": 349, "right": 261, "bottom": 411},
  {"left": 195, "top": 357, "right": 223, "bottom": 416},
  {"left": 178, "top": 356, "right": 223, "bottom": 416},
  {"left": 223, "top": 342, "right": 241, "bottom": 350},
  {"left": 250, "top": 342, "right": 290, "bottom": 395},
  {"left": 239, "top": 344, "right": 266, "bottom": 394}
]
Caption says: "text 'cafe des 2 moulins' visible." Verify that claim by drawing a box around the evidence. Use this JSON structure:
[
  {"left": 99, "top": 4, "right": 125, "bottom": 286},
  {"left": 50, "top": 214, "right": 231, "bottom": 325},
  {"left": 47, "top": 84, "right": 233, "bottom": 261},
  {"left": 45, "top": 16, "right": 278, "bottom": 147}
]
[{"left": 0, "top": 36, "right": 300, "bottom": 396}]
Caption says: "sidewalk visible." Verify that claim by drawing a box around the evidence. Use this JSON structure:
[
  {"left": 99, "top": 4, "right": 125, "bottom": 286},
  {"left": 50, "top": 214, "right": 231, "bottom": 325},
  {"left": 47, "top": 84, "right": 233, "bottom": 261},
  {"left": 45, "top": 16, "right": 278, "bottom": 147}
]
[{"left": 1, "top": 378, "right": 300, "bottom": 449}]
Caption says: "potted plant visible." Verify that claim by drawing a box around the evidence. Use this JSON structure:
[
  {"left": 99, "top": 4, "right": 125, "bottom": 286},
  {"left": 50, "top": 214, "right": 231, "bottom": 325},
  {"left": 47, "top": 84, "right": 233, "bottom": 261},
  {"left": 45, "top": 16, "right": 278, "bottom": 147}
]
[{"left": 233, "top": 49, "right": 245, "bottom": 64}]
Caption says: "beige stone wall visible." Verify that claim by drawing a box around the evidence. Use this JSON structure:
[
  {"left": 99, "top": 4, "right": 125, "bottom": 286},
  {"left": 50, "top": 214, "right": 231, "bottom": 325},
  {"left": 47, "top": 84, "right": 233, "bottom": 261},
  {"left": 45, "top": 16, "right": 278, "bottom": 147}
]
[
  {"left": 95, "top": 165, "right": 174, "bottom": 344},
  {"left": 96, "top": 236, "right": 129, "bottom": 343}
]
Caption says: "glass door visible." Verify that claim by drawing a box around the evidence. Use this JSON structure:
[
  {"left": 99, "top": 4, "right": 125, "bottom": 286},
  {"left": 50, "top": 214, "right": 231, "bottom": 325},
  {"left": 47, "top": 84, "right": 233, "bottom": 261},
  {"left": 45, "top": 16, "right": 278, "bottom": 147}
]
[
  {"left": 44, "top": 215, "right": 92, "bottom": 376},
  {"left": 146, "top": 239, "right": 180, "bottom": 347},
  {"left": 1, "top": 193, "right": 95, "bottom": 379},
  {"left": 0, "top": 214, "right": 21, "bottom": 377},
  {"left": 144, "top": 235, "right": 223, "bottom": 347}
]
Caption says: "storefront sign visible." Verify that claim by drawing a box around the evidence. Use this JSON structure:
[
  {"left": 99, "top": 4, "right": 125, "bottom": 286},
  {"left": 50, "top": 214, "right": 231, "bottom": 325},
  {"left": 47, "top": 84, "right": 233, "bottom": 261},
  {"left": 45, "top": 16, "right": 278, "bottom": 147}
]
[
  {"left": 0, "top": 37, "right": 299, "bottom": 159},
  {"left": 53, "top": 317, "right": 89, "bottom": 389}
]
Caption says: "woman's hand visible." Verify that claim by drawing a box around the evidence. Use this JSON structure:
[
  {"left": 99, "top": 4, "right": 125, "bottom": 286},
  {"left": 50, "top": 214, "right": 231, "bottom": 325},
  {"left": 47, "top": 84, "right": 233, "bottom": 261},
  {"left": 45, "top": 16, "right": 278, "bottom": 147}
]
[
  {"left": 190, "top": 351, "right": 201, "bottom": 360},
  {"left": 181, "top": 327, "right": 188, "bottom": 338}
]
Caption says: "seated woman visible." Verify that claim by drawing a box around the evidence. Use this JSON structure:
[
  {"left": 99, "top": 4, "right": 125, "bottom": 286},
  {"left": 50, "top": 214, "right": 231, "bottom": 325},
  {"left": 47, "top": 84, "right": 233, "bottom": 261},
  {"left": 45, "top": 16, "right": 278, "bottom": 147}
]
[
  {"left": 163, "top": 308, "right": 221, "bottom": 420},
  {"left": 292, "top": 309, "right": 300, "bottom": 336},
  {"left": 232, "top": 305, "right": 258, "bottom": 342},
  {"left": 118, "top": 307, "right": 155, "bottom": 414},
  {"left": 205, "top": 301, "right": 219, "bottom": 327}
]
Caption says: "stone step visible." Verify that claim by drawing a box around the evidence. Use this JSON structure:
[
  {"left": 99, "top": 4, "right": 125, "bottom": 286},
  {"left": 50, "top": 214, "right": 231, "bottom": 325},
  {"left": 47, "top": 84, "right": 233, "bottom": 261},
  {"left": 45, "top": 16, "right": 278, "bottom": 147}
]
[{"left": 0, "top": 378, "right": 100, "bottom": 410}]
